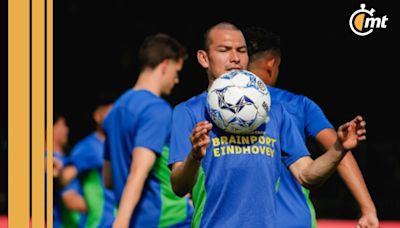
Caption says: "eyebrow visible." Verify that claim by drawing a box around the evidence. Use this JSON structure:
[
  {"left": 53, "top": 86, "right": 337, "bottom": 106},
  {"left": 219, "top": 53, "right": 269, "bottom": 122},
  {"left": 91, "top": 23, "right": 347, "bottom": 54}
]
[{"left": 215, "top": 44, "right": 247, "bottom": 49}]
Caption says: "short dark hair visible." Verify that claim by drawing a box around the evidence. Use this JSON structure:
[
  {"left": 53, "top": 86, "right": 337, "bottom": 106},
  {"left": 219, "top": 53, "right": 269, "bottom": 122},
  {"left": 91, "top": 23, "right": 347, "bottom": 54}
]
[
  {"left": 244, "top": 27, "right": 281, "bottom": 58},
  {"left": 201, "top": 22, "right": 241, "bottom": 52},
  {"left": 93, "top": 91, "right": 117, "bottom": 109},
  {"left": 53, "top": 112, "right": 64, "bottom": 125},
  {"left": 139, "top": 33, "right": 187, "bottom": 70}
]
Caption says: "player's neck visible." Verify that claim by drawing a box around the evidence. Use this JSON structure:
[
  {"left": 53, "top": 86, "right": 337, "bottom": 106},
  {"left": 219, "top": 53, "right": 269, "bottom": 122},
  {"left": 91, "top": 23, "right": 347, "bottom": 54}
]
[
  {"left": 53, "top": 143, "right": 64, "bottom": 154},
  {"left": 249, "top": 66, "right": 274, "bottom": 86},
  {"left": 133, "top": 71, "right": 162, "bottom": 96},
  {"left": 95, "top": 129, "right": 105, "bottom": 141}
]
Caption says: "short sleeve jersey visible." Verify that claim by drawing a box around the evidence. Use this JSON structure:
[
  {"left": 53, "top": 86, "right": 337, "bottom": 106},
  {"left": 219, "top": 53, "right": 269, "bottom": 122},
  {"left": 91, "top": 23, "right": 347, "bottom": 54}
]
[
  {"left": 169, "top": 91, "right": 310, "bottom": 228},
  {"left": 269, "top": 86, "right": 334, "bottom": 228},
  {"left": 103, "top": 89, "right": 193, "bottom": 228},
  {"left": 69, "top": 133, "right": 116, "bottom": 227}
]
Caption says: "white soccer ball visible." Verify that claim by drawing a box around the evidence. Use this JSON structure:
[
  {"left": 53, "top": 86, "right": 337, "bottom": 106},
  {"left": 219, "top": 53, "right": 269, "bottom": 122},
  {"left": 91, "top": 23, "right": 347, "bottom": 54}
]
[{"left": 207, "top": 70, "right": 271, "bottom": 134}]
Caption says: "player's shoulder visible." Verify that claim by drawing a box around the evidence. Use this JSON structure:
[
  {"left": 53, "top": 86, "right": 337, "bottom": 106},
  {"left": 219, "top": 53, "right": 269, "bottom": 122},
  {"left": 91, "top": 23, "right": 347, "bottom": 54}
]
[
  {"left": 115, "top": 89, "right": 172, "bottom": 114},
  {"left": 174, "top": 92, "right": 207, "bottom": 114},
  {"left": 70, "top": 133, "right": 97, "bottom": 153},
  {"left": 269, "top": 86, "right": 307, "bottom": 103},
  {"left": 269, "top": 86, "right": 319, "bottom": 115}
]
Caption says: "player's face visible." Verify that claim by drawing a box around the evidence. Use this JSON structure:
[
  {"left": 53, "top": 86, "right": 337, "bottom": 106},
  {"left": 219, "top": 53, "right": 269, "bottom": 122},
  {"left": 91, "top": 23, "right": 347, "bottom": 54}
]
[
  {"left": 203, "top": 28, "right": 248, "bottom": 81},
  {"left": 94, "top": 104, "right": 112, "bottom": 126},
  {"left": 161, "top": 58, "right": 183, "bottom": 96},
  {"left": 53, "top": 117, "right": 69, "bottom": 147}
]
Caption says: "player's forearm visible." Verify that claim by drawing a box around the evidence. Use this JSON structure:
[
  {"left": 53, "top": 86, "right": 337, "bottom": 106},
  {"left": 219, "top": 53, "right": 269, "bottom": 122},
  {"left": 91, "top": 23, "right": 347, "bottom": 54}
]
[
  {"left": 301, "top": 140, "right": 348, "bottom": 188},
  {"left": 115, "top": 174, "right": 145, "bottom": 225},
  {"left": 61, "top": 165, "right": 78, "bottom": 187},
  {"left": 103, "top": 161, "right": 113, "bottom": 189},
  {"left": 72, "top": 197, "right": 87, "bottom": 213},
  {"left": 63, "top": 192, "right": 87, "bottom": 213},
  {"left": 171, "top": 152, "right": 202, "bottom": 197},
  {"left": 338, "top": 152, "right": 377, "bottom": 215}
]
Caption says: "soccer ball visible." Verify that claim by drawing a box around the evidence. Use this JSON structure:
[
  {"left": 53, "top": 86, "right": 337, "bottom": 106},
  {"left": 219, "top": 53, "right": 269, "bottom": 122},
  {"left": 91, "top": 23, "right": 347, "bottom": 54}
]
[{"left": 207, "top": 70, "right": 271, "bottom": 134}]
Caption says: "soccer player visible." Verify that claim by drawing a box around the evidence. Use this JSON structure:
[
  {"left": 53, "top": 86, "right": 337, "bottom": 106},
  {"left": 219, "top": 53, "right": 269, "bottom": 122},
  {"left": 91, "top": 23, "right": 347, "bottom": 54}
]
[
  {"left": 169, "top": 22, "right": 367, "bottom": 227},
  {"left": 244, "top": 27, "right": 379, "bottom": 228},
  {"left": 102, "top": 33, "right": 193, "bottom": 228},
  {"left": 50, "top": 114, "right": 87, "bottom": 228},
  {"left": 60, "top": 94, "right": 116, "bottom": 228}
]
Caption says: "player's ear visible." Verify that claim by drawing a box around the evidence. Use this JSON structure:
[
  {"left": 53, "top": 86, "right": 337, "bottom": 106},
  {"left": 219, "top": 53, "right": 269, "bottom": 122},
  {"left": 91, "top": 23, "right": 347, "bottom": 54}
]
[
  {"left": 197, "top": 50, "right": 209, "bottom": 68},
  {"left": 265, "top": 57, "right": 276, "bottom": 70},
  {"left": 93, "top": 108, "right": 101, "bottom": 124},
  {"left": 265, "top": 56, "right": 278, "bottom": 78},
  {"left": 160, "top": 59, "right": 169, "bottom": 75}
]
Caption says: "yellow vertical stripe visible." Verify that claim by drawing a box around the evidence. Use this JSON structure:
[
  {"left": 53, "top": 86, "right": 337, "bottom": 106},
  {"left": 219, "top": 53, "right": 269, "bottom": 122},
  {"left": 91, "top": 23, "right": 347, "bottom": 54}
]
[
  {"left": 46, "top": 0, "right": 54, "bottom": 226},
  {"left": 8, "top": 0, "right": 30, "bottom": 227},
  {"left": 32, "top": 0, "right": 45, "bottom": 226}
]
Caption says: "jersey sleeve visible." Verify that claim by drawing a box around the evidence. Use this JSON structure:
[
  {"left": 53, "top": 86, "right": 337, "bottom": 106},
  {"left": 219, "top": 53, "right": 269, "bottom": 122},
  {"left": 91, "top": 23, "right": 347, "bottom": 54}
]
[
  {"left": 104, "top": 136, "right": 111, "bottom": 161},
  {"left": 62, "top": 178, "right": 82, "bottom": 195},
  {"left": 133, "top": 102, "right": 172, "bottom": 156},
  {"left": 102, "top": 115, "right": 111, "bottom": 161},
  {"left": 168, "top": 104, "right": 195, "bottom": 166},
  {"left": 279, "top": 104, "right": 310, "bottom": 167},
  {"left": 303, "top": 96, "right": 334, "bottom": 137},
  {"left": 70, "top": 143, "right": 103, "bottom": 173}
]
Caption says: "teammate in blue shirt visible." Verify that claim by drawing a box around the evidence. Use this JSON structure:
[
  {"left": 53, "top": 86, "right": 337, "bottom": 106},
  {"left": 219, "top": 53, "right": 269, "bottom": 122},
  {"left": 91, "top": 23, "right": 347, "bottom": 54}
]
[
  {"left": 61, "top": 97, "right": 116, "bottom": 228},
  {"left": 61, "top": 178, "right": 87, "bottom": 228},
  {"left": 169, "top": 22, "right": 367, "bottom": 228},
  {"left": 51, "top": 114, "right": 87, "bottom": 228},
  {"left": 103, "top": 33, "right": 193, "bottom": 228},
  {"left": 244, "top": 27, "right": 379, "bottom": 228}
]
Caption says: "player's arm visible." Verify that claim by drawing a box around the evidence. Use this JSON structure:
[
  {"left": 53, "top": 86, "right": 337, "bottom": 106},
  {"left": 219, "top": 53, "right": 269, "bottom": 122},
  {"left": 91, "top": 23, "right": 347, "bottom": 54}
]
[
  {"left": 289, "top": 116, "right": 366, "bottom": 189},
  {"left": 338, "top": 154, "right": 379, "bottom": 228},
  {"left": 112, "top": 147, "right": 156, "bottom": 228},
  {"left": 60, "top": 165, "right": 78, "bottom": 187},
  {"left": 171, "top": 121, "right": 212, "bottom": 197},
  {"left": 62, "top": 189, "right": 87, "bottom": 213},
  {"left": 316, "top": 129, "right": 379, "bottom": 228},
  {"left": 61, "top": 144, "right": 102, "bottom": 187},
  {"left": 103, "top": 160, "right": 113, "bottom": 189},
  {"left": 52, "top": 157, "right": 63, "bottom": 178},
  {"left": 103, "top": 131, "right": 113, "bottom": 189}
]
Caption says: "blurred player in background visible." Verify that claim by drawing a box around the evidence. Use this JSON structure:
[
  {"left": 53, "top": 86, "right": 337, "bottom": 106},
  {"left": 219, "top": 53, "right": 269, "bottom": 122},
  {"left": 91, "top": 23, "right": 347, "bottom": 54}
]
[
  {"left": 51, "top": 114, "right": 87, "bottom": 227},
  {"left": 244, "top": 26, "right": 379, "bottom": 228},
  {"left": 60, "top": 93, "right": 116, "bottom": 227},
  {"left": 103, "top": 33, "right": 193, "bottom": 228}
]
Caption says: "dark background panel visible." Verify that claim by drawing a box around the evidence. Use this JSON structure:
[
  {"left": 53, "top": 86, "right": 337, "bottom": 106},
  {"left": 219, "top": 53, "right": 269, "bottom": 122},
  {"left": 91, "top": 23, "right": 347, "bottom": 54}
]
[
  {"left": 53, "top": 0, "right": 399, "bottom": 220},
  {"left": 1, "top": 0, "right": 8, "bottom": 215},
  {"left": 2, "top": 0, "right": 399, "bottom": 219}
]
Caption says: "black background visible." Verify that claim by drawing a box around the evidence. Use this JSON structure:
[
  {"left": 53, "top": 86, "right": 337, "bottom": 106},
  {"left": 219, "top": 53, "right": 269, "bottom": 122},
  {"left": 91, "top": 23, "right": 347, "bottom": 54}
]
[
  {"left": 1, "top": 0, "right": 8, "bottom": 215},
  {"left": 2, "top": 0, "right": 399, "bottom": 220}
]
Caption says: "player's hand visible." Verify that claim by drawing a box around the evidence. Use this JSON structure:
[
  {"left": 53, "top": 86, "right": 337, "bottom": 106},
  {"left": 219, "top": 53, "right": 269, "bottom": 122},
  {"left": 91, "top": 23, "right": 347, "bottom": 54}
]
[
  {"left": 357, "top": 212, "right": 379, "bottom": 228},
  {"left": 53, "top": 157, "right": 63, "bottom": 178},
  {"left": 337, "top": 115, "right": 366, "bottom": 151},
  {"left": 190, "top": 121, "right": 212, "bottom": 161},
  {"left": 112, "top": 218, "right": 129, "bottom": 228}
]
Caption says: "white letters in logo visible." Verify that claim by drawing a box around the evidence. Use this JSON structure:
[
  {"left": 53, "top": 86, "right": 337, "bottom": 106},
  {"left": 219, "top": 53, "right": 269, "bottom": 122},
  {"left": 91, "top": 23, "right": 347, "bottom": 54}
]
[{"left": 349, "top": 3, "right": 389, "bottom": 36}]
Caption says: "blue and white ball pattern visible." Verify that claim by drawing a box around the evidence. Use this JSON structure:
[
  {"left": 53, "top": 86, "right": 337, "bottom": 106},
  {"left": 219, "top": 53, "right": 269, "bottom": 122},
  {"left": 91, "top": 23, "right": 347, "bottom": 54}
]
[{"left": 207, "top": 70, "right": 271, "bottom": 134}]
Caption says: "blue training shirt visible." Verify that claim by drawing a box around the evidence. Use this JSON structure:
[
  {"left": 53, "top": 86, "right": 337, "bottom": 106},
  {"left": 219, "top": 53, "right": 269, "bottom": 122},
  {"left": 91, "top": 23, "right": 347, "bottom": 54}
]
[
  {"left": 62, "top": 178, "right": 87, "bottom": 228},
  {"left": 52, "top": 152, "right": 86, "bottom": 228},
  {"left": 269, "top": 86, "right": 334, "bottom": 228},
  {"left": 52, "top": 151, "right": 66, "bottom": 228},
  {"left": 168, "top": 91, "right": 310, "bottom": 228},
  {"left": 103, "top": 89, "right": 192, "bottom": 228},
  {"left": 69, "top": 132, "right": 116, "bottom": 228}
]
